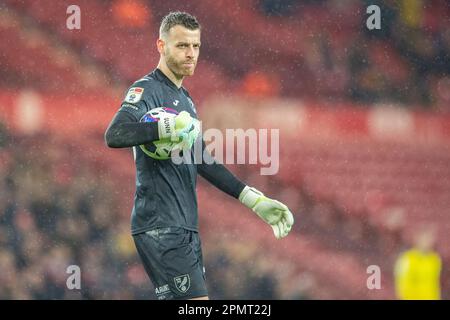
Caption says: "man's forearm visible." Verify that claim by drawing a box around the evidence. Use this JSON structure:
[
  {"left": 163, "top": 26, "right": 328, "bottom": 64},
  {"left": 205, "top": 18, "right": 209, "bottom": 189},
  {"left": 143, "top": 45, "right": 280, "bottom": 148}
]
[
  {"left": 105, "top": 111, "right": 159, "bottom": 148},
  {"left": 197, "top": 158, "right": 246, "bottom": 199}
]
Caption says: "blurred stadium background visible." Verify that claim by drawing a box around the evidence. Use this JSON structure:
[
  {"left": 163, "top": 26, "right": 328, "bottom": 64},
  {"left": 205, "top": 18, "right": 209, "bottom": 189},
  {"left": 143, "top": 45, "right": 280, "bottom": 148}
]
[{"left": 1, "top": 0, "right": 449, "bottom": 299}]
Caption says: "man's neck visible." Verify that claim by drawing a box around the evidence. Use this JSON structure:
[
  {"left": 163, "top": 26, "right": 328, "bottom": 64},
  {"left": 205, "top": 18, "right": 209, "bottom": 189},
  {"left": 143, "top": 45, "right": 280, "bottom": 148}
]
[{"left": 157, "top": 63, "right": 183, "bottom": 88}]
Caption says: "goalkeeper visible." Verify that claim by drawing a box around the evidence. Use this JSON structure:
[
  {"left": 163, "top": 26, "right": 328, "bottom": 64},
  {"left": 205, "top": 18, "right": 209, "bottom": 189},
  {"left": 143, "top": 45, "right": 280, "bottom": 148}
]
[{"left": 104, "top": 11, "right": 294, "bottom": 300}]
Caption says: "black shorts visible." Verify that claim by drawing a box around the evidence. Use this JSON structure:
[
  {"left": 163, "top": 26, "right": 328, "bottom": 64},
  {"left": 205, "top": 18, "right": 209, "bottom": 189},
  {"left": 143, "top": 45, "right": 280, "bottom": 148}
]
[{"left": 133, "top": 227, "right": 208, "bottom": 300}]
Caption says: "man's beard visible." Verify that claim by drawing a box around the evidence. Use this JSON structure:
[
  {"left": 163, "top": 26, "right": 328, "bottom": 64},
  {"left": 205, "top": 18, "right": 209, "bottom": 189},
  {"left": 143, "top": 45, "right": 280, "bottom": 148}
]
[{"left": 166, "top": 53, "right": 196, "bottom": 78}]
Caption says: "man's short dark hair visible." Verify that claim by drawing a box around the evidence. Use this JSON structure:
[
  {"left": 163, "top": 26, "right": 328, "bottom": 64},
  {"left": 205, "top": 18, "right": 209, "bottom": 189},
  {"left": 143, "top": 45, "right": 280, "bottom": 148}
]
[{"left": 159, "top": 12, "right": 201, "bottom": 38}]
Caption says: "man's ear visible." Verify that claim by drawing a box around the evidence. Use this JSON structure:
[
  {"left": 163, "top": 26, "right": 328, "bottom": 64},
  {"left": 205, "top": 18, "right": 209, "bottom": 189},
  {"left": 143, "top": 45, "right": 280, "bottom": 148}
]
[{"left": 157, "top": 38, "right": 165, "bottom": 55}]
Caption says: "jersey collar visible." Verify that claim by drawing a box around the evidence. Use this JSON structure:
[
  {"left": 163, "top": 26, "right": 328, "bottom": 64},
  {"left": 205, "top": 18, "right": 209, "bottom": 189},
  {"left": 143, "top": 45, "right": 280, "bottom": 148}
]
[{"left": 154, "top": 68, "right": 184, "bottom": 92}]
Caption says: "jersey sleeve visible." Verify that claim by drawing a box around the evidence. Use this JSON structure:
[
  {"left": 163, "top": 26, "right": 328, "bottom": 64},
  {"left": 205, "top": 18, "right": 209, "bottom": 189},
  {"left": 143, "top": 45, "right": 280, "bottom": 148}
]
[
  {"left": 117, "top": 81, "right": 153, "bottom": 121},
  {"left": 197, "top": 139, "right": 246, "bottom": 199},
  {"left": 104, "top": 80, "right": 160, "bottom": 148}
]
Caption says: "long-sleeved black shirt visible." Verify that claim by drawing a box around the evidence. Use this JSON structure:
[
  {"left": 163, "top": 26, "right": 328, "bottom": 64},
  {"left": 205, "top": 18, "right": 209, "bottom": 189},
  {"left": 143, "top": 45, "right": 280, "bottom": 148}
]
[{"left": 105, "top": 68, "right": 245, "bottom": 234}]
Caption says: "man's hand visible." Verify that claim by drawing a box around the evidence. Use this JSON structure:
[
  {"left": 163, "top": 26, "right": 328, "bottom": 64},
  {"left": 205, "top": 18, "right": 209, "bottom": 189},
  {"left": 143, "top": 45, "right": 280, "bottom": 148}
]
[
  {"left": 158, "top": 111, "right": 194, "bottom": 142},
  {"left": 239, "top": 186, "right": 294, "bottom": 239},
  {"left": 180, "top": 118, "right": 200, "bottom": 149}
]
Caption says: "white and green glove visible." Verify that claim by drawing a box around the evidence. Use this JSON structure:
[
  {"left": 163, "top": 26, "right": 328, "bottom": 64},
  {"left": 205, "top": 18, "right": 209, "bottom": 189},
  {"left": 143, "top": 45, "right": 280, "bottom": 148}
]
[
  {"left": 239, "top": 186, "right": 294, "bottom": 239},
  {"left": 158, "top": 111, "right": 194, "bottom": 143},
  {"left": 182, "top": 118, "right": 201, "bottom": 149}
]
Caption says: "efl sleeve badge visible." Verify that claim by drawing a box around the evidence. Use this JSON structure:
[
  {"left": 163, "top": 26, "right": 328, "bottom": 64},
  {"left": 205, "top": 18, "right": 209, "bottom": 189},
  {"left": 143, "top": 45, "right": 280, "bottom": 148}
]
[{"left": 124, "top": 87, "right": 145, "bottom": 103}]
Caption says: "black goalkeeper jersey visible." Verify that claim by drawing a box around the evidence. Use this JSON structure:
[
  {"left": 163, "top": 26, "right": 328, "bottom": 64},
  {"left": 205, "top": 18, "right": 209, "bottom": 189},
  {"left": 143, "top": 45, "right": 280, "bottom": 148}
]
[
  {"left": 105, "top": 68, "right": 245, "bottom": 235},
  {"left": 118, "top": 69, "right": 202, "bottom": 234}
]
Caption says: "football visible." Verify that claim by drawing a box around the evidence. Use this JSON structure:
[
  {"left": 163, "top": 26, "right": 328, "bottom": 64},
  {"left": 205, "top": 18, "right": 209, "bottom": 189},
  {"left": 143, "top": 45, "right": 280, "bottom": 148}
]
[{"left": 139, "top": 107, "right": 183, "bottom": 160}]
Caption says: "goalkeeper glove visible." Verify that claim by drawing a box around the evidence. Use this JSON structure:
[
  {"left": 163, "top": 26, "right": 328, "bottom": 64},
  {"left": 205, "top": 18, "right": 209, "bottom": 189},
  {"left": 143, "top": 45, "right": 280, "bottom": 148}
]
[
  {"left": 181, "top": 118, "right": 201, "bottom": 149},
  {"left": 239, "top": 186, "right": 294, "bottom": 239},
  {"left": 158, "top": 111, "right": 194, "bottom": 142}
]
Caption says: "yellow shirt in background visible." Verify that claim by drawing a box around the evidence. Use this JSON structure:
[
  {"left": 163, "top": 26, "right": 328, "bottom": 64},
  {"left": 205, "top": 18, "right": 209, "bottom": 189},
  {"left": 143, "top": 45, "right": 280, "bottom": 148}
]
[
  {"left": 394, "top": 249, "right": 441, "bottom": 300},
  {"left": 401, "top": 0, "right": 423, "bottom": 28}
]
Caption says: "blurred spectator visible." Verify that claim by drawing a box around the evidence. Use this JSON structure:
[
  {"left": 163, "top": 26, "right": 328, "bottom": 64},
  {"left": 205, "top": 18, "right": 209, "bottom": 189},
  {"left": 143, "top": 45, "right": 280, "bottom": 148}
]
[
  {"left": 112, "top": 0, "right": 152, "bottom": 29},
  {"left": 259, "top": 0, "right": 298, "bottom": 17},
  {"left": 400, "top": 0, "right": 423, "bottom": 29},
  {"left": 204, "top": 236, "right": 281, "bottom": 299},
  {"left": 0, "top": 121, "right": 9, "bottom": 148},
  {"left": 394, "top": 225, "right": 442, "bottom": 300},
  {"left": 433, "top": 76, "right": 450, "bottom": 112},
  {"left": 242, "top": 70, "right": 280, "bottom": 97}
]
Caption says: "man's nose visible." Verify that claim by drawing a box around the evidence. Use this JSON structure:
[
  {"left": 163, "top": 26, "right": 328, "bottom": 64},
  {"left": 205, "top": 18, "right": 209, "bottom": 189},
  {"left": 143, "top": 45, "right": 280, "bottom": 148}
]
[{"left": 186, "top": 45, "right": 195, "bottom": 58}]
